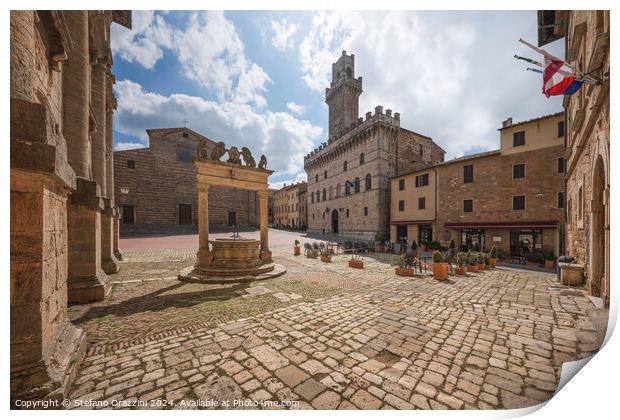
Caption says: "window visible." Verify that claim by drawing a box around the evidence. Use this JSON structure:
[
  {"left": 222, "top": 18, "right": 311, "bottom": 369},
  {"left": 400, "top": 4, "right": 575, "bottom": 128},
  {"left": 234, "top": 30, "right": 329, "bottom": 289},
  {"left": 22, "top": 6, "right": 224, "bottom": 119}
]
[
  {"left": 463, "top": 165, "right": 473, "bottom": 183},
  {"left": 419, "top": 144, "right": 423, "bottom": 157},
  {"left": 364, "top": 207, "right": 368, "bottom": 216},
  {"left": 510, "top": 229, "right": 542, "bottom": 254},
  {"left": 513, "top": 163, "right": 526, "bottom": 179},
  {"left": 345, "top": 183, "right": 351, "bottom": 195},
  {"left": 324, "top": 170, "right": 327, "bottom": 179},
  {"left": 322, "top": 188, "right": 326, "bottom": 201},
  {"left": 311, "top": 192, "right": 314, "bottom": 203},
  {"left": 463, "top": 199, "right": 473, "bottom": 213},
  {"left": 179, "top": 204, "right": 192, "bottom": 225},
  {"left": 513, "top": 195, "right": 526, "bottom": 210},
  {"left": 398, "top": 179, "right": 405, "bottom": 191},
  {"left": 360, "top": 153, "right": 365, "bottom": 164},
  {"left": 316, "top": 190, "right": 320, "bottom": 202},
  {"left": 558, "top": 192, "right": 565, "bottom": 208},
  {"left": 182, "top": 132, "right": 189, "bottom": 138},
  {"left": 398, "top": 200, "right": 405, "bottom": 211},
  {"left": 418, "top": 197, "right": 426, "bottom": 210},
  {"left": 354, "top": 177, "right": 360, "bottom": 193},
  {"left": 122, "top": 205, "right": 135, "bottom": 224},
  {"left": 343, "top": 161, "right": 348, "bottom": 171},
  {"left": 177, "top": 148, "right": 192, "bottom": 163},
  {"left": 415, "top": 173, "right": 429, "bottom": 187},
  {"left": 578, "top": 187, "right": 583, "bottom": 220},
  {"left": 127, "top": 159, "right": 135, "bottom": 169},
  {"left": 346, "top": 209, "right": 350, "bottom": 217},
  {"left": 557, "top": 121, "right": 565, "bottom": 137},
  {"left": 365, "top": 174, "right": 371, "bottom": 190},
  {"left": 513, "top": 131, "right": 526, "bottom": 147},
  {"left": 315, "top": 174, "right": 318, "bottom": 182},
  {"left": 558, "top": 157, "right": 565, "bottom": 174}
]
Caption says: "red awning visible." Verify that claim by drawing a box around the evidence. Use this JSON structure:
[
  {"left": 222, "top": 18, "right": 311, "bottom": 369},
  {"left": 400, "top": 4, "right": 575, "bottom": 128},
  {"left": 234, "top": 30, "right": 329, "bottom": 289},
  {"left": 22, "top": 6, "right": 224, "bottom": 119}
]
[
  {"left": 390, "top": 220, "right": 434, "bottom": 226},
  {"left": 444, "top": 221, "right": 558, "bottom": 229}
]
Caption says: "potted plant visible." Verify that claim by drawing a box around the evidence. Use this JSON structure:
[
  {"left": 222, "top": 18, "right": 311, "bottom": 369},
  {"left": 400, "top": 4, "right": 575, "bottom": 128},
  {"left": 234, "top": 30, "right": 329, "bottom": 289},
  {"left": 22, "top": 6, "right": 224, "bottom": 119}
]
[
  {"left": 394, "top": 254, "right": 415, "bottom": 277},
  {"left": 293, "top": 240, "right": 301, "bottom": 256},
  {"left": 544, "top": 251, "right": 556, "bottom": 269},
  {"left": 489, "top": 246, "right": 497, "bottom": 268},
  {"left": 349, "top": 254, "right": 364, "bottom": 269},
  {"left": 320, "top": 250, "right": 332, "bottom": 263},
  {"left": 432, "top": 251, "right": 448, "bottom": 280},
  {"left": 455, "top": 252, "right": 468, "bottom": 275},
  {"left": 306, "top": 248, "right": 318, "bottom": 259},
  {"left": 411, "top": 240, "right": 418, "bottom": 258},
  {"left": 475, "top": 252, "right": 484, "bottom": 270},
  {"left": 466, "top": 252, "right": 478, "bottom": 273},
  {"left": 375, "top": 233, "right": 386, "bottom": 253},
  {"left": 483, "top": 253, "right": 491, "bottom": 269}
]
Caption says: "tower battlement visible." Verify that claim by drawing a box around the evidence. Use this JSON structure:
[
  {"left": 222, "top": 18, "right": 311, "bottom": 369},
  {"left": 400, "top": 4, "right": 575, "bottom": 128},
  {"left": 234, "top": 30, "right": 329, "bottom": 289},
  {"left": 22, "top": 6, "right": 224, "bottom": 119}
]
[{"left": 325, "top": 50, "right": 363, "bottom": 139}]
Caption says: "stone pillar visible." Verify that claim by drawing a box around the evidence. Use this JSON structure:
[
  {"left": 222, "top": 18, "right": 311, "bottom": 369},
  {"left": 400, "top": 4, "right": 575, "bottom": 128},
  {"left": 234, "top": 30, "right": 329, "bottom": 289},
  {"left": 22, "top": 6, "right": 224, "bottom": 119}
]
[
  {"left": 10, "top": 11, "right": 85, "bottom": 404},
  {"left": 101, "top": 75, "right": 119, "bottom": 274},
  {"left": 64, "top": 11, "right": 109, "bottom": 303},
  {"left": 195, "top": 185, "right": 213, "bottom": 268},
  {"left": 258, "top": 190, "right": 272, "bottom": 263},
  {"left": 91, "top": 61, "right": 107, "bottom": 197}
]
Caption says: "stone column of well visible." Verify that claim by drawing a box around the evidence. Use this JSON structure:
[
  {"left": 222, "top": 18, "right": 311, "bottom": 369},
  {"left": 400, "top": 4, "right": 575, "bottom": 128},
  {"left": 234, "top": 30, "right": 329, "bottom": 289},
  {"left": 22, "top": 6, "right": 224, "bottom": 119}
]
[
  {"left": 195, "top": 185, "right": 213, "bottom": 269},
  {"left": 64, "top": 10, "right": 109, "bottom": 304},
  {"left": 11, "top": 10, "right": 86, "bottom": 404},
  {"left": 258, "top": 190, "right": 272, "bottom": 263},
  {"left": 101, "top": 74, "right": 119, "bottom": 274}
]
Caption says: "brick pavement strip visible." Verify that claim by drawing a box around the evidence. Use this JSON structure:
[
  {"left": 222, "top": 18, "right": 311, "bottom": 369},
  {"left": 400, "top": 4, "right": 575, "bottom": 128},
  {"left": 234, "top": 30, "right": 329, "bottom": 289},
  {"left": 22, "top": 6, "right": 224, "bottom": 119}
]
[{"left": 67, "top": 248, "right": 607, "bottom": 410}]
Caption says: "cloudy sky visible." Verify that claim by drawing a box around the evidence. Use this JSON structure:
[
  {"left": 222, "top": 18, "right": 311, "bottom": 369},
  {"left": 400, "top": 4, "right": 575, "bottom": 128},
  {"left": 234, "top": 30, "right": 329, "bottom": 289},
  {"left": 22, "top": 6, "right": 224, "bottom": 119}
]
[{"left": 111, "top": 10, "right": 564, "bottom": 188}]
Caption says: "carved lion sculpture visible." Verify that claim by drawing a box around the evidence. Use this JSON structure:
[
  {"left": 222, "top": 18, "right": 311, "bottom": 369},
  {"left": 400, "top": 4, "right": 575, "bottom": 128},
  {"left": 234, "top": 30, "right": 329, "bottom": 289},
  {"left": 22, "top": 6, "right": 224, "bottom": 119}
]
[
  {"left": 197, "top": 139, "right": 209, "bottom": 161},
  {"left": 227, "top": 146, "right": 242, "bottom": 164},
  {"left": 241, "top": 147, "right": 256, "bottom": 167},
  {"left": 210, "top": 141, "right": 227, "bottom": 161},
  {"left": 258, "top": 154, "right": 267, "bottom": 169}
]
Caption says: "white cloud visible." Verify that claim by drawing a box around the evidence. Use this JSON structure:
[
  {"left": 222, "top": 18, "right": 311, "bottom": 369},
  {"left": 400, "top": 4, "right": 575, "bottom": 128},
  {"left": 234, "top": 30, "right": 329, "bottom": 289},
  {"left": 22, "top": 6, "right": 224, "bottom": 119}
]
[
  {"left": 114, "top": 142, "right": 147, "bottom": 151},
  {"left": 286, "top": 102, "right": 305, "bottom": 115},
  {"left": 297, "top": 11, "right": 562, "bottom": 158},
  {"left": 114, "top": 80, "right": 322, "bottom": 178},
  {"left": 111, "top": 11, "right": 173, "bottom": 69},
  {"left": 271, "top": 19, "right": 297, "bottom": 51},
  {"left": 112, "top": 11, "right": 271, "bottom": 108}
]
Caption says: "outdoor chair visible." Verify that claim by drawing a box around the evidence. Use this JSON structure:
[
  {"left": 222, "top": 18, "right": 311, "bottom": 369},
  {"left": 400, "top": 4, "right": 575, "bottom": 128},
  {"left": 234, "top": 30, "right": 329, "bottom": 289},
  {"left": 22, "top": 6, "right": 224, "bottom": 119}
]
[{"left": 303, "top": 243, "right": 312, "bottom": 255}]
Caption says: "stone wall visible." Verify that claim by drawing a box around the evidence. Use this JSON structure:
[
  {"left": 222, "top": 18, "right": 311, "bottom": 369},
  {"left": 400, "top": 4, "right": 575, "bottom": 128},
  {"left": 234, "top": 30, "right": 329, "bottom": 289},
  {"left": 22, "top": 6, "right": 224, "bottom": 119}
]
[
  {"left": 563, "top": 10, "right": 610, "bottom": 305},
  {"left": 114, "top": 128, "right": 259, "bottom": 235}
]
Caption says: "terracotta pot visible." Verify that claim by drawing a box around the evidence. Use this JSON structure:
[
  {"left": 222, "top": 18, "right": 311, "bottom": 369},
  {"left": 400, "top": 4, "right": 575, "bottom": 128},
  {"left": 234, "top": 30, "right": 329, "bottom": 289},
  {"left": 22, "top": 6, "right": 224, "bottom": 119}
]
[
  {"left": 477, "top": 263, "right": 484, "bottom": 270},
  {"left": 455, "top": 266, "right": 467, "bottom": 275},
  {"left": 489, "top": 258, "right": 497, "bottom": 268},
  {"left": 320, "top": 256, "right": 332, "bottom": 263},
  {"left": 545, "top": 260, "right": 555, "bottom": 269},
  {"left": 467, "top": 264, "right": 478, "bottom": 273},
  {"left": 293, "top": 246, "right": 301, "bottom": 256},
  {"left": 349, "top": 260, "right": 364, "bottom": 269},
  {"left": 395, "top": 267, "right": 415, "bottom": 277},
  {"left": 432, "top": 262, "right": 448, "bottom": 280}
]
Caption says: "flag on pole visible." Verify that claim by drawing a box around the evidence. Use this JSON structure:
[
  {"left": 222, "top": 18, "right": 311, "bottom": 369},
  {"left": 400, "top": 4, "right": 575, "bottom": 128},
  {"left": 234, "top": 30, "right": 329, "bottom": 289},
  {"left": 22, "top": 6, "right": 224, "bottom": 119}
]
[
  {"left": 518, "top": 38, "right": 584, "bottom": 97},
  {"left": 542, "top": 57, "right": 583, "bottom": 97}
]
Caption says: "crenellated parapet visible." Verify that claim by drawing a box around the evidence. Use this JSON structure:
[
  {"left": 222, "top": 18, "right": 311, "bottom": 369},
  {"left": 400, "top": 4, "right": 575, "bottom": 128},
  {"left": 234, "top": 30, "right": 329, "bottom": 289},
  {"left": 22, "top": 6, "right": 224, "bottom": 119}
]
[{"left": 303, "top": 104, "right": 400, "bottom": 170}]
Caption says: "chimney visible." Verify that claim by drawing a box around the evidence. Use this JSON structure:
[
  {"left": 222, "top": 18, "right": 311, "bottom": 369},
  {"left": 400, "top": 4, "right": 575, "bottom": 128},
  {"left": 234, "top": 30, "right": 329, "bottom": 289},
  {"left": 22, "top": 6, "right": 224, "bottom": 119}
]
[{"left": 502, "top": 117, "right": 513, "bottom": 128}]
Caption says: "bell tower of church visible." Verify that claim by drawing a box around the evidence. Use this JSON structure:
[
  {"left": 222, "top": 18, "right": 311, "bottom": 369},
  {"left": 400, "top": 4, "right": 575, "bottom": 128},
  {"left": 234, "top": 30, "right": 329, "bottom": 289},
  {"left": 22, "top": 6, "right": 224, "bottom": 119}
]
[{"left": 325, "top": 50, "right": 363, "bottom": 140}]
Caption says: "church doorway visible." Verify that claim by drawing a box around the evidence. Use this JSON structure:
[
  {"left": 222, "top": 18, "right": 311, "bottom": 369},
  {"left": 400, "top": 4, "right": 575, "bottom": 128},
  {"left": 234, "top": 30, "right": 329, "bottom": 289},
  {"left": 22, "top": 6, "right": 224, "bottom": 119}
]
[{"left": 331, "top": 209, "right": 339, "bottom": 234}]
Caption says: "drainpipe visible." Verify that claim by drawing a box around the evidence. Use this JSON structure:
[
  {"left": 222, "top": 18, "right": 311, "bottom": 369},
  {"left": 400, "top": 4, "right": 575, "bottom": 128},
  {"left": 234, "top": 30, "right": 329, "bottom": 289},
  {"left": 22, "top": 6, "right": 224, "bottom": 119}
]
[{"left": 561, "top": 19, "right": 570, "bottom": 256}]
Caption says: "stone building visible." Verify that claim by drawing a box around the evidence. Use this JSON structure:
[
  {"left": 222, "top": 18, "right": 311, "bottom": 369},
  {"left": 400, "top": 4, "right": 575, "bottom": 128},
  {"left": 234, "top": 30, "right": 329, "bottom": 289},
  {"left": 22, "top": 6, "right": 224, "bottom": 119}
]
[
  {"left": 304, "top": 51, "right": 444, "bottom": 240},
  {"left": 538, "top": 10, "right": 610, "bottom": 306},
  {"left": 10, "top": 10, "right": 129, "bottom": 404},
  {"left": 298, "top": 188, "right": 308, "bottom": 230},
  {"left": 272, "top": 181, "right": 307, "bottom": 229},
  {"left": 114, "top": 127, "right": 259, "bottom": 235},
  {"left": 391, "top": 113, "right": 566, "bottom": 256}
]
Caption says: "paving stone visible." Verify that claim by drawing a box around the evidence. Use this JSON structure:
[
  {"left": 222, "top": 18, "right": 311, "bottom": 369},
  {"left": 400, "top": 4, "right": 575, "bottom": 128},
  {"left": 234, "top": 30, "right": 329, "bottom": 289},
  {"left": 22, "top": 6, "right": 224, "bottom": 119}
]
[
  {"left": 350, "top": 389, "right": 382, "bottom": 409},
  {"left": 249, "top": 344, "right": 290, "bottom": 370},
  {"left": 294, "top": 379, "right": 326, "bottom": 401},
  {"left": 311, "top": 390, "right": 341, "bottom": 409}
]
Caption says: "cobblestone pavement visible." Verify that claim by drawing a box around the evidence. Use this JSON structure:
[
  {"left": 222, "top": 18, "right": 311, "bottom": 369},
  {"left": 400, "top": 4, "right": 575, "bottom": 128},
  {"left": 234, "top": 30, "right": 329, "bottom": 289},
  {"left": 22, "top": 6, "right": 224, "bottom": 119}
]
[{"left": 68, "top": 248, "right": 607, "bottom": 410}]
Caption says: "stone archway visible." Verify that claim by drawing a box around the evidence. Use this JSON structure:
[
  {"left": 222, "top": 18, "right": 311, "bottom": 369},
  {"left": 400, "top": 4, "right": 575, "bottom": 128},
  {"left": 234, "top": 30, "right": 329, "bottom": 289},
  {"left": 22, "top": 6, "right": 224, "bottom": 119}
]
[
  {"left": 332, "top": 209, "right": 339, "bottom": 234},
  {"left": 590, "top": 155, "right": 606, "bottom": 299}
]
